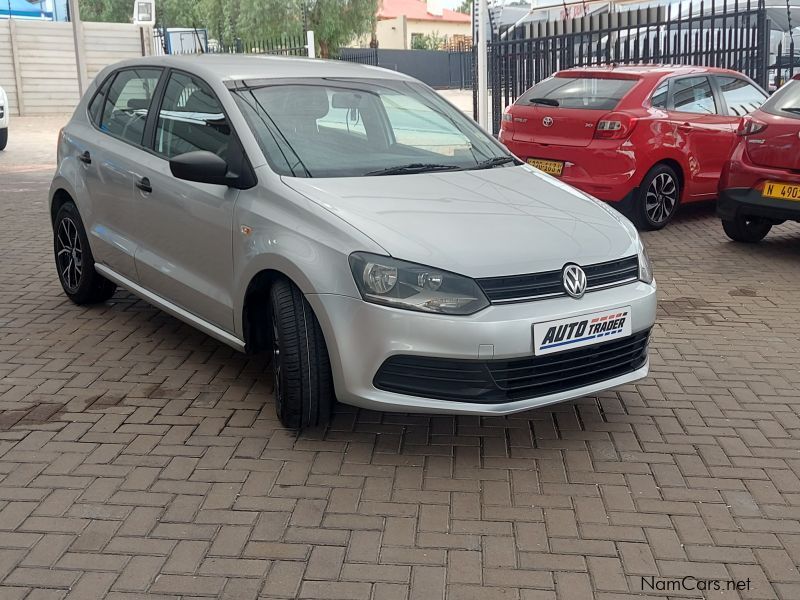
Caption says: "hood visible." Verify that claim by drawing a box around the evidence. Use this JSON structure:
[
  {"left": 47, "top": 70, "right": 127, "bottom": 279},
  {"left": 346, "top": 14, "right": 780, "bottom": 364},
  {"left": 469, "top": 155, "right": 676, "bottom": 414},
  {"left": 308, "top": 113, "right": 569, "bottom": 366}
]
[{"left": 283, "top": 165, "right": 639, "bottom": 279}]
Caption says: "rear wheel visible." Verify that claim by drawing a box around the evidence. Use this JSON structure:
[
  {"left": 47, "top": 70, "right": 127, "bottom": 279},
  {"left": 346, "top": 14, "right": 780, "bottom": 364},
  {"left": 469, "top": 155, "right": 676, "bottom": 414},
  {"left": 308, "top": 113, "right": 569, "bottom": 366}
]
[
  {"left": 53, "top": 202, "right": 116, "bottom": 304},
  {"left": 0, "top": 128, "right": 7, "bottom": 151},
  {"left": 269, "top": 278, "right": 333, "bottom": 429},
  {"left": 722, "top": 214, "right": 772, "bottom": 243},
  {"left": 633, "top": 164, "right": 681, "bottom": 230}
]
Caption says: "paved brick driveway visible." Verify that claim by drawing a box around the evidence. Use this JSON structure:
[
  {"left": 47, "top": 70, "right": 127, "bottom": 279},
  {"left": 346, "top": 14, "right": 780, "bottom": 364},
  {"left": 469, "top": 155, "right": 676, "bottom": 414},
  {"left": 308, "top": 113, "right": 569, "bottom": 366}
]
[{"left": 2, "top": 117, "right": 800, "bottom": 600}]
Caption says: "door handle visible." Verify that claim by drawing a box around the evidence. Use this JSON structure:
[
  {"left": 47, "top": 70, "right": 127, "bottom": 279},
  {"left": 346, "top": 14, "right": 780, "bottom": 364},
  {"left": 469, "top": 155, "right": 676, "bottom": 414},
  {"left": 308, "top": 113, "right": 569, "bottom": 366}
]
[
  {"left": 78, "top": 151, "right": 91, "bottom": 164},
  {"left": 678, "top": 122, "right": 692, "bottom": 132},
  {"left": 135, "top": 177, "right": 152, "bottom": 193}
]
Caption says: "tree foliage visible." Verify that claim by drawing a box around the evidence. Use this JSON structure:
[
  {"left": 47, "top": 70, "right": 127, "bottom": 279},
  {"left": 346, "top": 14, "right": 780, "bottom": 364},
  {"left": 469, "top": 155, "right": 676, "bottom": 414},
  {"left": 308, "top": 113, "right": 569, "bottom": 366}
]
[
  {"left": 456, "top": 0, "right": 472, "bottom": 15},
  {"left": 78, "top": 0, "right": 379, "bottom": 56}
]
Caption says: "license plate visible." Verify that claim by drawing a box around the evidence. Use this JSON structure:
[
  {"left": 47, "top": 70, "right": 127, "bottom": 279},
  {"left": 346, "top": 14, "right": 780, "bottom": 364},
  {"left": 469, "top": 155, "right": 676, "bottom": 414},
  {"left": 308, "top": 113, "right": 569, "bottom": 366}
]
[
  {"left": 532, "top": 306, "right": 632, "bottom": 356},
  {"left": 527, "top": 158, "right": 564, "bottom": 176},
  {"left": 763, "top": 181, "right": 800, "bottom": 201}
]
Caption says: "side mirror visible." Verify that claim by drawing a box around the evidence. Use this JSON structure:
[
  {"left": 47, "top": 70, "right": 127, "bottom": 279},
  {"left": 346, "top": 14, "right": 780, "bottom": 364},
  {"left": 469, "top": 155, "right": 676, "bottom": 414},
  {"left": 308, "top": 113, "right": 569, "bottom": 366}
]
[{"left": 169, "top": 151, "right": 232, "bottom": 186}]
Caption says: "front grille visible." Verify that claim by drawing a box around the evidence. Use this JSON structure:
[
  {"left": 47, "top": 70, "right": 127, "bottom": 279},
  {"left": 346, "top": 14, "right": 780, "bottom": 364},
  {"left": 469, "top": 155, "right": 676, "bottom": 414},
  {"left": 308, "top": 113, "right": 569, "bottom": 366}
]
[
  {"left": 0, "top": 106, "right": 4, "bottom": 119},
  {"left": 373, "top": 329, "right": 650, "bottom": 404},
  {"left": 477, "top": 255, "right": 639, "bottom": 303}
]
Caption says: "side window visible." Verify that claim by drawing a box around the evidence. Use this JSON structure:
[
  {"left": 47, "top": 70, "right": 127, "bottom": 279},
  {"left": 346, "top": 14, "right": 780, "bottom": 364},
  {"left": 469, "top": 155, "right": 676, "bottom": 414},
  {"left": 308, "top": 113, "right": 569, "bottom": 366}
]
[
  {"left": 154, "top": 72, "right": 231, "bottom": 160},
  {"left": 671, "top": 77, "right": 717, "bottom": 115},
  {"left": 716, "top": 76, "right": 766, "bottom": 116},
  {"left": 99, "top": 68, "right": 162, "bottom": 145},
  {"left": 651, "top": 82, "right": 668, "bottom": 109},
  {"left": 88, "top": 75, "right": 113, "bottom": 126}
]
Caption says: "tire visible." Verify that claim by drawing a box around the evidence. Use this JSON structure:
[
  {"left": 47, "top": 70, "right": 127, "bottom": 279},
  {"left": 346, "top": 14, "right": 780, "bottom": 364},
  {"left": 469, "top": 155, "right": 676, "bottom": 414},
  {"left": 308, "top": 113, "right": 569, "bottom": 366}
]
[
  {"left": 53, "top": 202, "right": 117, "bottom": 304},
  {"left": 722, "top": 214, "right": 772, "bottom": 243},
  {"left": 633, "top": 164, "right": 681, "bottom": 230},
  {"left": 0, "top": 128, "right": 7, "bottom": 151},
  {"left": 269, "top": 278, "right": 333, "bottom": 429}
]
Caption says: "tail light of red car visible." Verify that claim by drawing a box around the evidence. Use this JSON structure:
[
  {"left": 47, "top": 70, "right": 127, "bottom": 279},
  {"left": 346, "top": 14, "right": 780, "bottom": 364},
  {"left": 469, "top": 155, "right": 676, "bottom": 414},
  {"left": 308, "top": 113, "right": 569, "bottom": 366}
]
[
  {"left": 737, "top": 117, "right": 767, "bottom": 136},
  {"left": 594, "top": 112, "right": 638, "bottom": 140}
]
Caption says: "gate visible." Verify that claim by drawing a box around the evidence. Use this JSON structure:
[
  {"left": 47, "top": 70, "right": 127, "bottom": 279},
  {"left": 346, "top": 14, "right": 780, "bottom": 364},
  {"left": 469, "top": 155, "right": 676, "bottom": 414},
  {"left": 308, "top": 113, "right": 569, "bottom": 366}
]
[{"left": 481, "top": 0, "right": 772, "bottom": 130}]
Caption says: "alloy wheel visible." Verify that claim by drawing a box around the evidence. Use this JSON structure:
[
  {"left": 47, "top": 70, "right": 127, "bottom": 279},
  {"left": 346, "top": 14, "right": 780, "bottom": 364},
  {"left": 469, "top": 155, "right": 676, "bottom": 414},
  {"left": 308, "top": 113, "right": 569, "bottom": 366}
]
[
  {"left": 56, "top": 217, "right": 83, "bottom": 293},
  {"left": 645, "top": 172, "right": 678, "bottom": 225}
]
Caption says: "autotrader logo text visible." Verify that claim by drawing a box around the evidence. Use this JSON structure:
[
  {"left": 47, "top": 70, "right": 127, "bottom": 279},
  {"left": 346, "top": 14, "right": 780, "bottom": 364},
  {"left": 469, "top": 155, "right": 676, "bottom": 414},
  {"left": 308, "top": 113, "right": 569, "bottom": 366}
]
[{"left": 641, "top": 576, "right": 751, "bottom": 592}]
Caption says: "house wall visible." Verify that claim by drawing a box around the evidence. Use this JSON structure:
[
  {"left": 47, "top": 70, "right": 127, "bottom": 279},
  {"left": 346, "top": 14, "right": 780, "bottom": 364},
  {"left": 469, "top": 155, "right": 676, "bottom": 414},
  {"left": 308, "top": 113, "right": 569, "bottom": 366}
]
[
  {"left": 404, "top": 19, "right": 470, "bottom": 49},
  {"left": 376, "top": 16, "right": 407, "bottom": 49},
  {"left": 0, "top": 19, "right": 150, "bottom": 116}
]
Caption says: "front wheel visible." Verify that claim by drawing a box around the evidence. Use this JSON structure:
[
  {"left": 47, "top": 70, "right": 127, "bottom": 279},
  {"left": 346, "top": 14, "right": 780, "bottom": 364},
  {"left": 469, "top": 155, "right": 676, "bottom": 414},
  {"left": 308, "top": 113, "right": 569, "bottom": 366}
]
[
  {"left": 53, "top": 202, "right": 116, "bottom": 304},
  {"left": 722, "top": 214, "right": 772, "bottom": 243},
  {"left": 633, "top": 165, "right": 681, "bottom": 230},
  {"left": 269, "top": 278, "right": 333, "bottom": 429}
]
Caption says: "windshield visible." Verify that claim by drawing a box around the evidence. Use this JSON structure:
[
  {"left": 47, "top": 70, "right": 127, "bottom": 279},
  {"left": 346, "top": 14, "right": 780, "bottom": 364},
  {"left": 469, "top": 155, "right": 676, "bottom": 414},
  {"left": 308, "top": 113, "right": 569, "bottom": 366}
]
[
  {"left": 232, "top": 78, "right": 514, "bottom": 177},
  {"left": 762, "top": 79, "right": 800, "bottom": 120},
  {"left": 516, "top": 76, "right": 637, "bottom": 110}
]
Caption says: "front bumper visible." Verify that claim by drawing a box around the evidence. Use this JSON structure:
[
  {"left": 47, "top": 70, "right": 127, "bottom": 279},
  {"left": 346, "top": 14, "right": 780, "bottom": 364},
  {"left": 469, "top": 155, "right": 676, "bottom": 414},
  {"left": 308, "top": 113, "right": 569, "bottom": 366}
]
[
  {"left": 307, "top": 281, "right": 656, "bottom": 415},
  {"left": 718, "top": 188, "right": 800, "bottom": 223}
]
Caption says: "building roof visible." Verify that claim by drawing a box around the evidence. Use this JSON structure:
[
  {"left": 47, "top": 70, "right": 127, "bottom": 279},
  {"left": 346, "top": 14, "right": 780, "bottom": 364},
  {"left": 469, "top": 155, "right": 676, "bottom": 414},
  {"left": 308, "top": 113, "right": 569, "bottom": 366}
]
[{"left": 378, "top": 0, "right": 471, "bottom": 23}]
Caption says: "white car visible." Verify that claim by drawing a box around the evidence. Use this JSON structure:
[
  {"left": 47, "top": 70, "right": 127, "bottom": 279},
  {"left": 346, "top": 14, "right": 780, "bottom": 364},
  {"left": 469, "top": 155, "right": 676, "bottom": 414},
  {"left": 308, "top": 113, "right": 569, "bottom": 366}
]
[{"left": 0, "top": 85, "right": 8, "bottom": 150}]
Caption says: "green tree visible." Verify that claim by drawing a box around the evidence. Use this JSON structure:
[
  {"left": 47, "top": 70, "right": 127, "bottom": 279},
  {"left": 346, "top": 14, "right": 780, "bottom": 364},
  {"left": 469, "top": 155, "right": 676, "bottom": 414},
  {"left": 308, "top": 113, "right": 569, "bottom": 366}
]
[
  {"left": 303, "top": 0, "right": 379, "bottom": 58},
  {"left": 456, "top": 0, "right": 472, "bottom": 15},
  {"left": 78, "top": 0, "right": 131, "bottom": 23}
]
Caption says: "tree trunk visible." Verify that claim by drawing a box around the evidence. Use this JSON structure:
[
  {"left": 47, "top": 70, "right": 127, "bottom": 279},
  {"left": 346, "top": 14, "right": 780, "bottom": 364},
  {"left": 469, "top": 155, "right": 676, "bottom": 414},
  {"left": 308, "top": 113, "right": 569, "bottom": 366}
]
[{"left": 319, "top": 39, "right": 330, "bottom": 58}]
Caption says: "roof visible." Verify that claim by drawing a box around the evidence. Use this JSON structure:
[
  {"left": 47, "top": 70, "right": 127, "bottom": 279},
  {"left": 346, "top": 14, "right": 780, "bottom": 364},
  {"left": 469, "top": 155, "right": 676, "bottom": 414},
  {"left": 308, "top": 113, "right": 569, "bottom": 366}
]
[
  {"left": 102, "top": 54, "right": 416, "bottom": 83},
  {"left": 378, "top": 0, "right": 471, "bottom": 23},
  {"left": 558, "top": 64, "right": 738, "bottom": 78}
]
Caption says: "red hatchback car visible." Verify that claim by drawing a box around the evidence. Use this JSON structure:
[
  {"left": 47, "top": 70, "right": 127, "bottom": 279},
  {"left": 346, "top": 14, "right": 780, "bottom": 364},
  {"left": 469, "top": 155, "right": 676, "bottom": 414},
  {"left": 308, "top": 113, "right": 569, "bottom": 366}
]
[
  {"left": 718, "top": 75, "right": 800, "bottom": 242},
  {"left": 499, "top": 65, "right": 768, "bottom": 229}
]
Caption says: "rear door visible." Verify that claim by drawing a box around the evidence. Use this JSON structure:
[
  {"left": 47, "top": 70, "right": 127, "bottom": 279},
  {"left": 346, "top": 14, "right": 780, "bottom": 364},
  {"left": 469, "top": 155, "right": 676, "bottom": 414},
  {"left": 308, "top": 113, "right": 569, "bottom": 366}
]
[
  {"left": 667, "top": 75, "right": 737, "bottom": 198},
  {"left": 510, "top": 75, "right": 638, "bottom": 147},
  {"left": 81, "top": 67, "right": 164, "bottom": 280}
]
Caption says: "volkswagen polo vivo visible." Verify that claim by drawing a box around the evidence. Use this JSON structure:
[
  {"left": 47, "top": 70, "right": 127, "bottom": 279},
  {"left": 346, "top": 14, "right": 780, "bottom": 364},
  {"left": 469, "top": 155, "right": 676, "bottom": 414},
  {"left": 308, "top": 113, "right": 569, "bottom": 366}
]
[{"left": 49, "top": 55, "right": 657, "bottom": 428}]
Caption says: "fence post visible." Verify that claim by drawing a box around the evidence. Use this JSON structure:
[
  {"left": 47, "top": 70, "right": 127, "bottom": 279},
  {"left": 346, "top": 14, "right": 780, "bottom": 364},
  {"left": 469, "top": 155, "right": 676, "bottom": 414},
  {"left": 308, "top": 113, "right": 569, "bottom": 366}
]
[
  {"left": 67, "top": 0, "right": 89, "bottom": 96},
  {"left": 306, "top": 30, "right": 316, "bottom": 58},
  {"left": 8, "top": 19, "right": 25, "bottom": 116}
]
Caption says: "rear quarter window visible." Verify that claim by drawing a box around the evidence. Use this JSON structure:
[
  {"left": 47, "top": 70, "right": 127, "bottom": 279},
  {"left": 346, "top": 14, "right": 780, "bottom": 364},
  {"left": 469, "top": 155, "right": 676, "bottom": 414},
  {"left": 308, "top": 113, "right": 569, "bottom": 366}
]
[
  {"left": 761, "top": 79, "right": 800, "bottom": 120},
  {"left": 515, "top": 76, "right": 637, "bottom": 110}
]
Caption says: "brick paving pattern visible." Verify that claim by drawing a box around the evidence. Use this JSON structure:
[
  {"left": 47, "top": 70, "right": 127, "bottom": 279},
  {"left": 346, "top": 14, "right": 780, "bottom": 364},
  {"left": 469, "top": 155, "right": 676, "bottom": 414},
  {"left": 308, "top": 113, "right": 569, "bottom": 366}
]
[{"left": 2, "top": 118, "right": 800, "bottom": 599}]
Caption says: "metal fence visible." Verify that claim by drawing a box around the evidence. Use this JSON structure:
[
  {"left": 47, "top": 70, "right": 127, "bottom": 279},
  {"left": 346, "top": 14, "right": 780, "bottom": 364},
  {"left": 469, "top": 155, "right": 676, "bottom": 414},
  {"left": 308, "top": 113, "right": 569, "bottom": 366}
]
[
  {"left": 337, "top": 48, "right": 473, "bottom": 89},
  {"left": 481, "top": 0, "right": 772, "bottom": 130},
  {"left": 155, "top": 30, "right": 308, "bottom": 57}
]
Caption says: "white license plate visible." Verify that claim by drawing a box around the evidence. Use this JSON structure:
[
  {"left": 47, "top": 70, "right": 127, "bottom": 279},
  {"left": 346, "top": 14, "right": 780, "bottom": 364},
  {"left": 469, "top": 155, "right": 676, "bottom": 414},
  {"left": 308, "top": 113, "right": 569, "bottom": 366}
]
[{"left": 533, "top": 306, "right": 632, "bottom": 356}]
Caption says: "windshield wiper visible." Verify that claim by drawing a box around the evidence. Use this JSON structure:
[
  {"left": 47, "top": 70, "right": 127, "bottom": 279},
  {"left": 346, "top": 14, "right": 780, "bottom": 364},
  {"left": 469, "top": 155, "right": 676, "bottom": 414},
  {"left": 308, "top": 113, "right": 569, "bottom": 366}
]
[
  {"left": 528, "top": 97, "right": 560, "bottom": 106},
  {"left": 366, "top": 163, "right": 463, "bottom": 176},
  {"left": 782, "top": 107, "right": 800, "bottom": 114},
  {"left": 471, "top": 156, "right": 518, "bottom": 170}
]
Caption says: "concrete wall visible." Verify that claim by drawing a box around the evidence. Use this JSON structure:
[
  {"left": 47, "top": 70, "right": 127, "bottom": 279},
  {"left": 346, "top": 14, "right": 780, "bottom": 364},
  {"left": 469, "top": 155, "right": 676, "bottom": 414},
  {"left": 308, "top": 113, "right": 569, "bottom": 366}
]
[{"left": 0, "top": 19, "right": 151, "bottom": 116}]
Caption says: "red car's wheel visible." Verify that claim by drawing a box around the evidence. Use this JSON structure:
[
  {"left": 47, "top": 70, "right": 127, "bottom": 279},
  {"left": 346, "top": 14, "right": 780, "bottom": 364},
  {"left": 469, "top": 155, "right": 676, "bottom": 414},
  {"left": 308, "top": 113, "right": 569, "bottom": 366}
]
[{"left": 634, "top": 164, "right": 680, "bottom": 230}]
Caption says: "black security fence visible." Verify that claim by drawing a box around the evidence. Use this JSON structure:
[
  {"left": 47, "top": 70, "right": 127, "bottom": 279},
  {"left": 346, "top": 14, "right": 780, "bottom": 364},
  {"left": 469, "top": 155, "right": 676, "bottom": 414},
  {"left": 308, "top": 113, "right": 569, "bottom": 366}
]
[
  {"left": 338, "top": 48, "right": 474, "bottom": 89},
  {"left": 210, "top": 34, "right": 309, "bottom": 56},
  {"left": 481, "top": 0, "right": 773, "bottom": 130}
]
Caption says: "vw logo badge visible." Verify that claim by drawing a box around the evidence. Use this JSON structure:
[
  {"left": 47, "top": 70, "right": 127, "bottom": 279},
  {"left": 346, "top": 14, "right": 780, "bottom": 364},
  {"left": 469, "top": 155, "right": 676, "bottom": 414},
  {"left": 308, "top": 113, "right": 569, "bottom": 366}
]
[
  {"left": 542, "top": 116, "right": 554, "bottom": 127},
  {"left": 562, "top": 264, "right": 587, "bottom": 299}
]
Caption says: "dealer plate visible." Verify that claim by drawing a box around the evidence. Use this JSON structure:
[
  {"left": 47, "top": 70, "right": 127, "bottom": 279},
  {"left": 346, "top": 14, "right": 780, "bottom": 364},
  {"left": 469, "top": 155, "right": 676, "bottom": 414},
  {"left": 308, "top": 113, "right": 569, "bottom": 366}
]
[
  {"left": 527, "top": 158, "right": 564, "bottom": 176},
  {"left": 763, "top": 181, "right": 800, "bottom": 201},
  {"left": 532, "top": 306, "right": 632, "bottom": 356}
]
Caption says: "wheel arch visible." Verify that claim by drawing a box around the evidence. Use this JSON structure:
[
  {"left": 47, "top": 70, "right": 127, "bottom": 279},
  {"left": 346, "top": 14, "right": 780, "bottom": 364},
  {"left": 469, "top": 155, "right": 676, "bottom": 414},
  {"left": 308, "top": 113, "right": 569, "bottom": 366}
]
[
  {"left": 50, "top": 188, "right": 76, "bottom": 226},
  {"left": 646, "top": 158, "right": 686, "bottom": 199}
]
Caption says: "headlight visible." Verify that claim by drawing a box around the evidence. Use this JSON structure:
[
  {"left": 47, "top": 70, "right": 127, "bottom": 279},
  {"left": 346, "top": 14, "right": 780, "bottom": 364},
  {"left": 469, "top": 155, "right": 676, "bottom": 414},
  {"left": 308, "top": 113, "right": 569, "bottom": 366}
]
[
  {"left": 638, "top": 239, "right": 654, "bottom": 284},
  {"left": 349, "top": 252, "right": 489, "bottom": 315}
]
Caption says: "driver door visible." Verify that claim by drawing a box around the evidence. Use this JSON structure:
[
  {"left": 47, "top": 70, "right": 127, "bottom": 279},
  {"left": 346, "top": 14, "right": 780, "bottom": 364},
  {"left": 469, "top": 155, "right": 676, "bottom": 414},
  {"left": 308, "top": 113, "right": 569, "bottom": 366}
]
[{"left": 132, "top": 70, "right": 238, "bottom": 332}]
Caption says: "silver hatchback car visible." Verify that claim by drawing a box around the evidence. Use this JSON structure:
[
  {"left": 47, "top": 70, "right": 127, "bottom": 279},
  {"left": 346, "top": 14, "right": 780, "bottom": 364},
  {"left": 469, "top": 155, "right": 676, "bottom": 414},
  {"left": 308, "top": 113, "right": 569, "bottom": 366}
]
[{"left": 50, "top": 55, "right": 656, "bottom": 428}]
